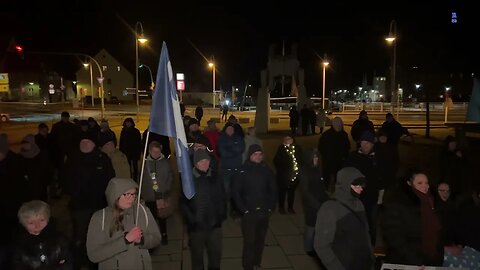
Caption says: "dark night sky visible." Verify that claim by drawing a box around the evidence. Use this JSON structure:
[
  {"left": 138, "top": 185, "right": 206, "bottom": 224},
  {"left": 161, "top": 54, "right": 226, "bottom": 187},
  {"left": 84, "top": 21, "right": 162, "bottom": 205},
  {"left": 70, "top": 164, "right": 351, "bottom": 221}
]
[{"left": 2, "top": 0, "right": 478, "bottom": 96}]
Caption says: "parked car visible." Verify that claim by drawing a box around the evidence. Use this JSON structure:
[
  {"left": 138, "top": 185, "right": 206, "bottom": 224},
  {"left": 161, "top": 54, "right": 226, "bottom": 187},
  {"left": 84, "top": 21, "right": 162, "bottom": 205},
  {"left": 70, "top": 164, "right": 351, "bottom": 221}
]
[{"left": 0, "top": 113, "right": 10, "bottom": 122}]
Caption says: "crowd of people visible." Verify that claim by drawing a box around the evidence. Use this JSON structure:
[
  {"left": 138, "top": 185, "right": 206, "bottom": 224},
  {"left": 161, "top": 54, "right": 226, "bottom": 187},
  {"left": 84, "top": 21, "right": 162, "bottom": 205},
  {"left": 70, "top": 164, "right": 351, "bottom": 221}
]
[{"left": 0, "top": 107, "right": 479, "bottom": 270}]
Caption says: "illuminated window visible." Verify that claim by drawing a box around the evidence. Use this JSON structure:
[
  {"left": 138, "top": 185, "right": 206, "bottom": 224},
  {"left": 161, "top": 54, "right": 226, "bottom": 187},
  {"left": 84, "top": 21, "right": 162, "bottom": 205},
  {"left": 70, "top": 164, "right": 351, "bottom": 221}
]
[
  {"left": 117, "top": 66, "right": 121, "bottom": 71},
  {"left": 452, "top": 12, "right": 458, "bottom": 23},
  {"left": 102, "top": 66, "right": 107, "bottom": 71}
]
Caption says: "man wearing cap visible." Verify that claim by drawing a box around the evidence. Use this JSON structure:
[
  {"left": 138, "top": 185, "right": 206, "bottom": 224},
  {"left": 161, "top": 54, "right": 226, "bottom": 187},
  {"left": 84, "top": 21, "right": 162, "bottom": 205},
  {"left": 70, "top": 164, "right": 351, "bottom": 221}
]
[
  {"left": 350, "top": 110, "right": 375, "bottom": 144},
  {"left": 63, "top": 132, "right": 115, "bottom": 269},
  {"left": 314, "top": 167, "right": 374, "bottom": 270},
  {"left": 182, "top": 149, "right": 226, "bottom": 270},
  {"left": 232, "top": 144, "right": 277, "bottom": 270},
  {"left": 345, "top": 130, "right": 383, "bottom": 246}
]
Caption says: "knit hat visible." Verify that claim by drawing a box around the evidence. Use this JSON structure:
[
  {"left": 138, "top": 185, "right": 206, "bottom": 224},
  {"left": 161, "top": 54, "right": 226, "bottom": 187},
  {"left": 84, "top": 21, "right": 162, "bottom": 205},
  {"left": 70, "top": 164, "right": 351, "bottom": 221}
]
[
  {"left": 61, "top": 111, "right": 70, "bottom": 118},
  {"left": 20, "top": 134, "right": 40, "bottom": 159},
  {"left": 0, "top": 133, "right": 8, "bottom": 155},
  {"left": 188, "top": 118, "right": 199, "bottom": 128},
  {"left": 331, "top": 117, "right": 344, "bottom": 131},
  {"left": 78, "top": 132, "right": 97, "bottom": 144},
  {"left": 359, "top": 130, "right": 375, "bottom": 143},
  {"left": 97, "top": 133, "right": 116, "bottom": 147},
  {"left": 194, "top": 149, "right": 210, "bottom": 164},
  {"left": 247, "top": 144, "right": 263, "bottom": 157}
]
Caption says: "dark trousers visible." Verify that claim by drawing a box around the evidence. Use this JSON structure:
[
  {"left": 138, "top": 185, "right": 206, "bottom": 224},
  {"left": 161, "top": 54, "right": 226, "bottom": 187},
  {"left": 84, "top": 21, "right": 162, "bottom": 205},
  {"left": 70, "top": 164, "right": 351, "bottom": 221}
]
[
  {"left": 241, "top": 211, "right": 269, "bottom": 270},
  {"left": 189, "top": 228, "right": 222, "bottom": 270},
  {"left": 72, "top": 209, "right": 96, "bottom": 270},
  {"left": 310, "top": 122, "right": 316, "bottom": 134},
  {"left": 145, "top": 201, "right": 167, "bottom": 235},
  {"left": 361, "top": 194, "right": 379, "bottom": 246},
  {"left": 278, "top": 185, "right": 296, "bottom": 210},
  {"left": 301, "top": 120, "right": 309, "bottom": 136},
  {"left": 127, "top": 157, "right": 139, "bottom": 182}
]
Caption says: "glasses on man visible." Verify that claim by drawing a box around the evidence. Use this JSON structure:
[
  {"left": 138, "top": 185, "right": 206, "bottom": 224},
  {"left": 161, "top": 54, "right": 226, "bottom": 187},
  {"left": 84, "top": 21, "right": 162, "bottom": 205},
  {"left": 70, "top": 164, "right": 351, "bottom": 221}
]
[
  {"left": 122, "top": 192, "right": 137, "bottom": 198},
  {"left": 438, "top": 189, "right": 450, "bottom": 193}
]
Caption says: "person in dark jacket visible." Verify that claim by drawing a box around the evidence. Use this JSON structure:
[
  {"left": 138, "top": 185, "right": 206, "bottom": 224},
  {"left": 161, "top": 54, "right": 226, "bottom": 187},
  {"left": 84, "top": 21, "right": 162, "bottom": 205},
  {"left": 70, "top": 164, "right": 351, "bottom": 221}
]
[
  {"left": 375, "top": 128, "right": 400, "bottom": 189},
  {"left": 318, "top": 117, "right": 350, "bottom": 192},
  {"left": 309, "top": 106, "right": 318, "bottom": 135},
  {"left": 13, "top": 200, "right": 72, "bottom": 270},
  {"left": 289, "top": 105, "right": 299, "bottom": 135},
  {"left": 182, "top": 149, "right": 226, "bottom": 270},
  {"left": 217, "top": 123, "right": 245, "bottom": 210},
  {"left": 299, "top": 149, "right": 328, "bottom": 257},
  {"left": 35, "top": 123, "right": 54, "bottom": 161},
  {"left": 232, "top": 144, "right": 277, "bottom": 270},
  {"left": 97, "top": 119, "right": 117, "bottom": 147},
  {"left": 274, "top": 135, "right": 303, "bottom": 214},
  {"left": 350, "top": 110, "right": 375, "bottom": 144},
  {"left": 314, "top": 167, "right": 374, "bottom": 270},
  {"left": 195, "top": 105, "right": 204, "bottom": 126},
  {"left": 180, "top": 102, "right": 186, "bottom": 118},
  {"left": 300, "top": 104, "right": 311, "bottom": 136},
  {"left": 64, "top": 132, "right": 115, "bottom": 270},
  {"left": 87, "top": 117, "right": 100, "bottom": 138},
  {"left": 0, "top": 134, "right": 30, "bottom": 269},
  {"left": 119, "top": 118, "right": 142, "bottom": 181},
  {"left": 381, "top": 112, "right": 409, "bottom": 145},
  {"left": 382, "top": 168, "right": 444, "bottom": 266},
  {"left": 20, "top": 134, "right": 53, "bottom": 201},
  {"left": 345, "top": 130, "right": 383, "bottom": 246}
]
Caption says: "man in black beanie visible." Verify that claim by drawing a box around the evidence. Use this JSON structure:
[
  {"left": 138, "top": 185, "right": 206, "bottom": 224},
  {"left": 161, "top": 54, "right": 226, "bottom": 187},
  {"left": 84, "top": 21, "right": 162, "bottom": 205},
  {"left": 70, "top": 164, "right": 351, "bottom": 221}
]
[
  {"left": 63, "top": 132, "right": 115, "bottom": 270},
  {"left": 232, "top": 144, "right": 277, "bottom": 270}
]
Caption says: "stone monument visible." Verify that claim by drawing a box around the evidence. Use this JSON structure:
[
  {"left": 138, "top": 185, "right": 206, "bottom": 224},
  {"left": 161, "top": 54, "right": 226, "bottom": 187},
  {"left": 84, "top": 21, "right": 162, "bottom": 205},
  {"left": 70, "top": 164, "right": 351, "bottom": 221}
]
[{"left": 255, "top": 43, "right": 308, "bottom": 133}]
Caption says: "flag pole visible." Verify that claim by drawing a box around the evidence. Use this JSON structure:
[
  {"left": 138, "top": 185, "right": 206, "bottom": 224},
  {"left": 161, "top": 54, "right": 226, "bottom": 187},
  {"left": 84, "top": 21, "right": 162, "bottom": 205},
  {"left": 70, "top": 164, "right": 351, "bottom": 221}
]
[{"left": 136, "top": 130, "right": 151, "bottom": 224}]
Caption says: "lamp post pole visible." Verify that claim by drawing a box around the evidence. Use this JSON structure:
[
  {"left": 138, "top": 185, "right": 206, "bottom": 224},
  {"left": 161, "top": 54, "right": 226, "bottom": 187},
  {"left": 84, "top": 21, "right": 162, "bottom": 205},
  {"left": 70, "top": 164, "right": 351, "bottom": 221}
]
[
  {"left": 135, "top": 21, "right": 148, "bottom": 122},
  {"left": 209, "top": 62, "right": 216, "bottom": 108},
  {"left": 89, "top": 64, "right": 94, "bottom": 107},
  {"left": 322, "top": 55, "right": 329, "bottom": 110},
  {"left": 386, "top": 20, "right": 397, "bottom": 112}
]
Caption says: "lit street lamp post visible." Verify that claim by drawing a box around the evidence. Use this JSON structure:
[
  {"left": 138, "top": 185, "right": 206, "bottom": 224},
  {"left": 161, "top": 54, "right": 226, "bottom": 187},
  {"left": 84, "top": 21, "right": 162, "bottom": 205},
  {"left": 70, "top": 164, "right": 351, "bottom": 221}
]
[
  {"left": 444, "top": 86, "right": 451, "bottom": 123},
  {"left": 83, "top": 63, "right": 94, "bottom": 107},
  {"left": 209, "top": 62, "right": 216, "bottom": 108},
  {"left": 135, "top": 21, "right": 148, "bottom": 122},
  {"left": 386, "top": 20, "right": 397, "bottom": 112},
  {"left": 322, "top": 55, "right": 329, "bottom": 110},
  {"left": 139, "top": 64, "right": 155, "bottom": 90}
]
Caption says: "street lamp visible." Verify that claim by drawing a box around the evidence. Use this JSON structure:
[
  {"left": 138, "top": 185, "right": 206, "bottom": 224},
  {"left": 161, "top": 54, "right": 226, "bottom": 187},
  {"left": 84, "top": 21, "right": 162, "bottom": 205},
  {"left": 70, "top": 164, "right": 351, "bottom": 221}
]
[
  {"left": 135, "top": 21, "right": 148, "bottom": 122},
  {"left": 139, "top": 64, "right": 155, "bottom": 90},
  {"left": 322, "top": 55, "right": 329, "bottom": 110},
  {"left": 386, "top": 20, "right": 397, "bottom": 111},
  {"left": 444, "top": 86, "right": 451, "bottom": 123},
  {"left": 83, "top": 63, "right": 94, "bottom": 107},
  {"left": 208, "top": 61, "right": 216, "bottom": 108}
]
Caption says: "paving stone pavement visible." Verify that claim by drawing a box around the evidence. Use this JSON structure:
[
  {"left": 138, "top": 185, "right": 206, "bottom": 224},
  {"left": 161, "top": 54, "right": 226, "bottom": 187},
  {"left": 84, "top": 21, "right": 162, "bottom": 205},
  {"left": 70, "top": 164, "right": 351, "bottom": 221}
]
[{"left": 147, "top": 191, "right": 324, "bottom": 270}]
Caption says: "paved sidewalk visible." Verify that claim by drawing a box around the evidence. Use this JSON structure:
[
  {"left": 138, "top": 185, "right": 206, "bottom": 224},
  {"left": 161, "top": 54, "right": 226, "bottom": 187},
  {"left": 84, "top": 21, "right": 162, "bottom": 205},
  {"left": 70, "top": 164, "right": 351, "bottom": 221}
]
[{"left": 148, "top": 195, "right": 322, "bottom": 270}]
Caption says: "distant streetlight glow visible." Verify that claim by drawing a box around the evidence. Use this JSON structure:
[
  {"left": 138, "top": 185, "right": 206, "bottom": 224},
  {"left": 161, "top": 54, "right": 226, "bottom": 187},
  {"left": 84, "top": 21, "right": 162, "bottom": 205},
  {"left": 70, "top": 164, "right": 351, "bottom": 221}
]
[
  {"left": 135, "top": 21, "right": 148, "bottom": 122},
  {"left": 209, "top": 61, "right": 216, "bottom": 108},
  {"left": 322, "top": 55, "right": 329, "bottom": 109}
]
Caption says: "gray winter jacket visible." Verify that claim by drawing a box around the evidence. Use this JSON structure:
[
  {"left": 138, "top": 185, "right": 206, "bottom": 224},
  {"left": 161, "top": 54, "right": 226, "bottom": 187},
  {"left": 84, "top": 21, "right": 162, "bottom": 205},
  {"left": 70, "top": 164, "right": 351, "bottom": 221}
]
[
  {"left": 314, "top": 167, "right": 374, "bottom": 270},
  {"left": 141, "top": 155, "right": 174, "bottom": 201},
  {"left": 86, "top": 178, "right": 161, "bottom": 270}
]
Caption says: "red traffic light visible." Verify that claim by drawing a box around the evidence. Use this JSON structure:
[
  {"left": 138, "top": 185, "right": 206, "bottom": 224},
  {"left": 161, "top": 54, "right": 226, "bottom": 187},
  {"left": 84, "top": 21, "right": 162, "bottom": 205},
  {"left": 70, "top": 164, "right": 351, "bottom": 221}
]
[{"left": 15, "top": 45, "right": 23, "bottom": 53}]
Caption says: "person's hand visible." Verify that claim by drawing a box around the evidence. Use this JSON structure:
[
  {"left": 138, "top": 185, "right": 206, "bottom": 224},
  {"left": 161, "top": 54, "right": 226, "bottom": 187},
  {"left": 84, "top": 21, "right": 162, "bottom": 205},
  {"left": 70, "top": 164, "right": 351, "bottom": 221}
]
[{"left": 125, "top": 226, "right": 143, "bottom": 243}]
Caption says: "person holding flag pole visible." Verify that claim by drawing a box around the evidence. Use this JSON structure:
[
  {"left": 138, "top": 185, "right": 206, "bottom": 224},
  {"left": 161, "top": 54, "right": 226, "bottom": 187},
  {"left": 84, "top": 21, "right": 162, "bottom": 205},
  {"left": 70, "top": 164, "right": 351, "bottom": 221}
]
[{"left": 136, "top": 42, "right": 196, "bottom": 227}]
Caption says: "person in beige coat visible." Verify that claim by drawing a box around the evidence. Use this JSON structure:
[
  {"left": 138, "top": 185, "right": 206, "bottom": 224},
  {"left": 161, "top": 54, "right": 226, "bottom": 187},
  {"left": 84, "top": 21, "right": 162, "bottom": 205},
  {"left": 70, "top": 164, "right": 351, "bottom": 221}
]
[
  {"left": 100, "top": 135, "right": 131, "bottom": 179},
  {"left": 86, "top": 177, "right": 161, "bottom": 270}
]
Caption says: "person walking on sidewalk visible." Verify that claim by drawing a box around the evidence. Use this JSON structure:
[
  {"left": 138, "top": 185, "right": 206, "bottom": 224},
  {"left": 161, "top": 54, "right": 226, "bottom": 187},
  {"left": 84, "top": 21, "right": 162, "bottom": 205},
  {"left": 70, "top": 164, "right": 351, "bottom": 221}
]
[
  {"left": 182, "top": 149, "right": 226, "bottom": 270},
  {"left": 232, "top": 144, "right": 277, "bottom": 270}
]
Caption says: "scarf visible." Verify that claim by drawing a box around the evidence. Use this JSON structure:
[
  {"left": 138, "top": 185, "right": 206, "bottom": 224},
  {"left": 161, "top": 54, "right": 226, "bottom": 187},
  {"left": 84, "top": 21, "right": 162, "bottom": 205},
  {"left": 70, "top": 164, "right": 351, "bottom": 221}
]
[{"left": 412, "top": 188, "right": 442, "bottom": 259}]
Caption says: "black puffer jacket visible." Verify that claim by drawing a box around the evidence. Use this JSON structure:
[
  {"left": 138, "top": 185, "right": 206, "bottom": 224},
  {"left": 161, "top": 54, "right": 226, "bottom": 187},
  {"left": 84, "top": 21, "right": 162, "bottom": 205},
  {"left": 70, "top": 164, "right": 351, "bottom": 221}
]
[
  {"left": 182, "top": 168, "right": 226, "bottom": 231},
  {"left": 13, "top": 221, "right": 72, "bottom": 270}
]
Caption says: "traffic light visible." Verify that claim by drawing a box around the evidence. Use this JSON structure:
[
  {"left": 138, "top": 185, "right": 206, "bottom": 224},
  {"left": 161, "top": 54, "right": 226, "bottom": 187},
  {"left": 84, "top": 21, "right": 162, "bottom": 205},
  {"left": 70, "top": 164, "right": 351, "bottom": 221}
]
[{"left": 15, "top": 45, "right": 24, "bottom": 59}]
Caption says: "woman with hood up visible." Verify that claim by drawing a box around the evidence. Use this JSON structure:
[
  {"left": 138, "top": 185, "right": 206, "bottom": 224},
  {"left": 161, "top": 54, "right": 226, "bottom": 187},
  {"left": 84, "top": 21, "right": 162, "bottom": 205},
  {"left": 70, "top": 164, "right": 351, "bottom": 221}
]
[{"left": 86, "top": 178, "right": 161, "bottom": 270}]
